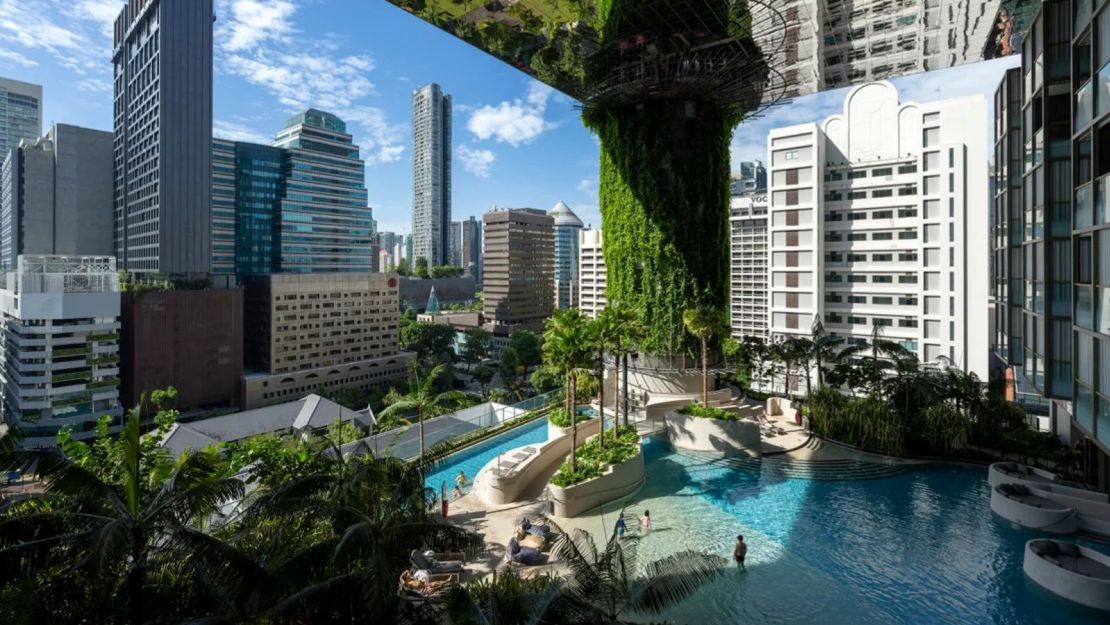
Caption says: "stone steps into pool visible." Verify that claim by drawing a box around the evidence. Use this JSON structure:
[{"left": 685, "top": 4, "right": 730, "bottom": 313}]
[{"left": 685, "top": 452, "right": 907, "bottom": 481}]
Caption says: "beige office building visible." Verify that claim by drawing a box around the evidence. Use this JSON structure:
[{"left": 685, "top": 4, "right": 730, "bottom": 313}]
[
  {"left": 241, "top": 273, "right": 411, "bottom": 408},
  {"left": 482, "top": 208, "right": 554, "bottom": 334}
]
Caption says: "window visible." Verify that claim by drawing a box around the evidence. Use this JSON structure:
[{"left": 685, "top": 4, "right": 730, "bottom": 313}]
[
  {"left": 785, "top": 150, "right": 798, "bottom": 160},
  {"left": 899, "top": 275, "right": 918, "bottom": 284},
  {"left": 898, "top": 186, "right": 918, "bottom": 196},
  {"left": 873, "top": 254, "right": 893, "bottom": 262},
  {"left": 872, "top": 232, "right": 894, "bottom": 240},
  {"left": 850, "top": 295, "right": 868, "bottom": 303},
  {"left": 826, "top": 171, "right": 843, "bottom": 181},
  {"left": 897, "top": 164, "right": 918, "bottom": 174},
  {"left": 849, "top": 253, "right": 867, "bottom": 262},
  {"left": 849, "top": 232, "right": 868, "bottom": 241},
  {"left": 826, "top": 211, "right": 843, "bottom": 221},
  {"left": 848, "top": 191, "right": 867, "bottom": 200},
  {"left": 825, "top": 191, "right": 844, "bottom": 201},
  {"left": 873, "top": 210, "right": 893, "bottom": 218},
  {"left": 848, "top": 211, "right": 868, "bottom": 220},
  {"left": 848, "top": 170, "right": 867, "bottom": 179},
  {"left": 848, "top": 275, "right": 868, "bottom": 283},
  {"left": 899, "top": 252, "right": 918, "bottom": 262},
  {"left": 873, "top": 275, "right": 893, "bottom": 283},
  {"left": 873, "top": 318, "right": 893, "bottom": 327},
  {"left": 898, "top": 318, "right": 918, "bottom": 328},
  {"left": 873, "top": 296, "right": 893, "bottom": 305},
  {"left": 872, "top": 189, "right": 893, "bottom": 198},
  {"left": 923, "top": 127, "right": 939, "bottom": 147},
  {"left": 898, "top": 296, "right": 918, "bottom": 306},
  {"left": 898, "top": 208, "right": 917, "bottom": 218},
  {"left": 872, "top": 167, "right": 893, "bottom": 177},
  {"left": 898, "top": 231, "right": 918, "bottom": 240},
  {"left": 847, "top": 316, "right": 867, "bottom": 325}
]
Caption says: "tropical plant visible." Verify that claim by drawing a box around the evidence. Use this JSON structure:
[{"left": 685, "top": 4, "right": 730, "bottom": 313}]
[
  {"left": 678, "top": 403, "right": 739, "bottom": 421},
  {"left": 544, "top": 520, "right": 727, "bottom": 623},
  {"left": 471, "top": 364, "right": 496, "bottom": 396},
  {"left": 590, "top": 306, "right": 621, "bottom": 447},
  {"left": 377, "top": 363, "right": 482, "bottom": 464},
  {"left": 0, "top": 407, "right": 244, "bottom": 625},
  {"left": 445, "top": 569, "right": 561, "bottom": 625},
  {"left": 549, "top": 426, "right": 640, "bottom": 488},
  {"left": 507, "top": 330, "right": 543, "bottom": 373},
  {"left": 607, "top": 302, "right": 643, "bottom": 428},
  {"left": 500, "top": 347, "right": 523, "bottom": 385},
  {"left": 682, "top": 304, "right": 727, "bottom": 407},
  {"left": 462, "top": 328, "right": 494, "bottom": 372},
  {"left": 543, "top": 309, "right": 593, "bottom": 470}
]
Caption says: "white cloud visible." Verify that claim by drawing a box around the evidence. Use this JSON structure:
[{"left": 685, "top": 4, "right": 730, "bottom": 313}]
[
  {"left": 457, "top": 145, "right": 496, "bottom": 178},
  {"left": 75, "top": 0, "right": 124, "bottom": 40},
  {"left": 0, "top": 0, "right": 118, "bottom": 76},
  {"left": 217, "top": 0, "right": 296, "bottom": 52},
  {"left": 77, "top": 77, "right": 112, "bottom": 93},
  {"left": 577, "top": 176, "right": 597, "bottom": 198},
  {"left": 213, "top": 119, "right": 273, "bottom": 144},
  {"left": 339, "top": 106, "right": 406, "bottom": 165},
  {"left": 467, "top": 81, "right": 556, "bottom": 146},
  {"left": 0, "top": 47, "right": 36, "bottom": 67}
]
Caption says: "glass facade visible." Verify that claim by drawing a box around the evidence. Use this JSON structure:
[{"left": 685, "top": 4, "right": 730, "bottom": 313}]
[
  {"left": 549, "top": 202, "right": 583, "bottom": 309},
  {"left": 0, "top": 79, "right": 41, "bottom": 158}
]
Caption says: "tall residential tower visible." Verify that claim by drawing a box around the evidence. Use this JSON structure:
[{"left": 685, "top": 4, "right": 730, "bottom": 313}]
[
  {"left": 549, "top": 201, "right": 584, "bottom": 310},
  {"left": 112, "top": 0, "right": 213, "bottom": 275},
  {"left": 412, "top": 83, "right": 452, "bottom": 265}
]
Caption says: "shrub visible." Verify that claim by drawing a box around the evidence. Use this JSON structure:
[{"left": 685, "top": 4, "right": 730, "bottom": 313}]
[
  {"left": 678, "top": 403, "right": 740, "bottom": 421},
  {"left": 550, "top": 426, "right": 639, "bottom": 487},
  {"left": 548, "top": 407, "right": 592, "bottom": 428}
]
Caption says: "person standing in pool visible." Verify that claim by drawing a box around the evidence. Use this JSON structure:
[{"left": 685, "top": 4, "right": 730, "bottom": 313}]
[
  {"left": 640, "top": 510, "right": 651, "bottom": 533},
  {"left": 733, "top": 535, "right": 747, "bottom": 571},
  {"left": 615, "top": 515, "right": 627, "bottom": 539}
]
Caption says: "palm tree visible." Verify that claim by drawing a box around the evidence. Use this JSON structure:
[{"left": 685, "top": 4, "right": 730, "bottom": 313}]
[
  {"left": 378, "top": 363, "right": 482, "bottom": 465},
  {"left": 590, "top": 307, "right": 621, "bottom": 448},
  {"left": 0, "top": 408, "right": 244, "bottom": 625},
  {"left": 545, "top": 521, "right": 726, "bottom": 623},
  {"left": 608, "top": 303, "right": 643, "bottom": 428},
  {"left": 189, "top": 447, "right": 483, "bottom": 624},
  {"left": 683, "top": 304, "right": 727, "bottom": 407},
  {"left": 810, "top": 318, "right": 843, "bottom": 390},
  {"left": 544, "top": 309, "right": 592, "bottom": 470}
]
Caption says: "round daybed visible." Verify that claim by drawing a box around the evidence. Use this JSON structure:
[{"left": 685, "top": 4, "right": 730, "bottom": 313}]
[
  {"left": 1024, "top": 539, "right": 1110, "bottom": 612},
  {"left": 990, "top": 483, "right": 1078, "bottom": 534},
  {"left": 989, "top": 463, "right": 1105, "bottom": 502}
]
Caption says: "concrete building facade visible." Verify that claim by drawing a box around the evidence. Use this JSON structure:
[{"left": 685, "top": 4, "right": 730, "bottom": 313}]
[
  {"left": 112, "top": 0, "right": 213, "bottom": 275},
  {"left": 0, "top": 256, "right": 121, "bottom": 447},
  {"left": 0, "top": 77, "right": 42, "bottom": 159},
  {"left": 482, "top": 208, "right": 554, "bottom": 333},
  {"left": 412, "top": 83, "right": 452, "bottom": 266},
  {"left": 767, "top": 81, "right": 989, "bottom": 382},
  {"left": 730, "top": 191, "right": 769, "bottom": 340},
  {"left": 241, "top": 273, "right": 410, "bottom": 408},
  {"left": 0, "top": 124, "right": 115, "bottom": 270},
  {"left": 578, "top": 228, "right": 606, "bottom": 318}
]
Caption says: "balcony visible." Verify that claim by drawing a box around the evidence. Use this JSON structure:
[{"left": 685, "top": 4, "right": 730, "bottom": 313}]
[{"left": 1076, "top": 79, "right": 1093, "bottom": 131}]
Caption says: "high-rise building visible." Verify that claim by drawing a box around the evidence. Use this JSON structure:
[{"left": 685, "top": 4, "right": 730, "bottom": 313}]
[
  {"left": 578, "top": 228, "right": 606, "bottom": 319},
  {"left": 482, "top": 208, "right": 553, "bottom": 333},
  {"left": 767, "top": 81, "right": 989, "bottom": 385},
  {"left": 412, "top": 83, "right": 452, "bottom": 266},
  {"left": 0, "top": 256, "right": 121, "bottom": 447},
  {"left": 450, "top": 221, "right": 463, "bottom": 267},
  {"left": 0, "top": 124, "right": 115, "bottom": 270},
  {"left": 730, "top": 161, "right": 767, "bottom": 196},
  {"left": 112, "top": 0, "right": 213, "bottom": 276},
  {"left": 241, "top": 273, "right": 411, "bottom": 408},
  {"left": 0, "top": 77, "right": 42, "bottom": 158},
  {"left": 548, "top": 201, "right": 584, "bottom": 310},
  {"left": 272, "top": 109, "right": 374, "bottom": 273},
  {"left": 459, "top": 216, "right": 483, "bottom": 286},
  {"left": 210, "top": 110, "right": 374, "bottom": 279},
  {"left": 730, "top": 190, "right": 769, "bottom": 340}
]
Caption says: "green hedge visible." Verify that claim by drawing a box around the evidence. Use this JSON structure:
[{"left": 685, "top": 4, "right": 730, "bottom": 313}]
[
  {"left": 550, "top": 426, "right": 639, "bottom": 488},
  {"left": 678, "top": 403, "right": 740, "bottom": 421},
  {"left": 547, "top": 408, "right": 592, "bottom": 428}
]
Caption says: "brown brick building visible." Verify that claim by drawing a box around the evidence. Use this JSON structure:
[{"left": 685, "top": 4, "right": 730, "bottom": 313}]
[
  {"left": 120, "top": 288, "right": 244, "bottom": 413},
  {"left": 482, "top": 208, "right": 554, "bottom": 333}
]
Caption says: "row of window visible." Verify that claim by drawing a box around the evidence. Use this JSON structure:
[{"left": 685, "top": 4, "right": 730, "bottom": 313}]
[
  {"left": 826, "top": 207, "right": 918, "bottom": 221},
  {"left": 825, "top": 230, "right": 919, "bottom": 242},
  {"left": 825, "top": 273, "right": 919, "bottom": 284}
]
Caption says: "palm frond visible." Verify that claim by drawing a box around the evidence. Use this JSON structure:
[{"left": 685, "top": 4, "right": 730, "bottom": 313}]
[{"left": 625, "top": 550, "right": 726, "bottom": 614}]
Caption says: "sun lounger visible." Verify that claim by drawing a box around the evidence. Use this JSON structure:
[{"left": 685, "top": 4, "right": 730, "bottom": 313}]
[{"left": 411, "top": 549, "right": 464, "bottom": 573}]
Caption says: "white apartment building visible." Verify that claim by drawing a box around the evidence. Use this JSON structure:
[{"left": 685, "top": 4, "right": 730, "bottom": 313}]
[
  {"left": 578, "top": 229, "right": 606, "bottom": 318},
  {"left": 730, "top": 193, "right": 769, "bottom": 340},
  {"left": 0, "top": 256, "right": 122, "bottom": 447},
  {"left": 767, "top": 81, "right": 989, "bottom": 380}
]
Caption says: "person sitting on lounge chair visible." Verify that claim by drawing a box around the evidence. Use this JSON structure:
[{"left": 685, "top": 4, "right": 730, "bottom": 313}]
[{"left": 400, "top": 569, "right": 454, "bottom": 596}]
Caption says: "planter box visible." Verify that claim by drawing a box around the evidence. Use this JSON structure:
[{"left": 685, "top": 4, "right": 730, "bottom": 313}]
[
  {"left": 477, "top": 417, "right": 602, "bottom": 507},
  {"left": 548, "top": 445, "right": 645, "bottom": 518},
  {"left": 548, "top": 416, "right": 600, "bottom": 441},
  {"left": 664, "top": 410, "right": 761, "bottom": 456}
]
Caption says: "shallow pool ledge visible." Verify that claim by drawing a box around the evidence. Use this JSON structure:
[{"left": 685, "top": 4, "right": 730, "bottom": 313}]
[{"left": 548, "top": 445, "right": 645, "bottom": 518}]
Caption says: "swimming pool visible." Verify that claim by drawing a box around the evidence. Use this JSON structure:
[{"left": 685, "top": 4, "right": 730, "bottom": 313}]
[
  {"left": 425, "top": 416, "right": 548, "bottom": 498},
  {"left": 594, "top": 437, "right": 1110, "bottom": 625}
]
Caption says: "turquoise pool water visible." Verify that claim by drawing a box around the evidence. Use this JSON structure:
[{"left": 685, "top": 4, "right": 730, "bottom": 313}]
[
  {"left": 425, "top": 417, "right": 548, "bottom": 497},
  {"left": 611, "top": 438, "right": 1109, "bottom": 625}
]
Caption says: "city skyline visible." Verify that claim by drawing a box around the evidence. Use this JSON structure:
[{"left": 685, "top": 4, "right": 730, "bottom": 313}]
[{"left": 1, "top": 0, "right": 1020, "bottom": 237}]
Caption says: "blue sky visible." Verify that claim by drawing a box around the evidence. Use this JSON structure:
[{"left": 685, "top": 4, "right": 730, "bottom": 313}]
[{"left": 1, "top": 0, "right": 1019, "bottom": 235}]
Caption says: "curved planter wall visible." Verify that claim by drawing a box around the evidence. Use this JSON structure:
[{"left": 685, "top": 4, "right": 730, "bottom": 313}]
[
  {"left": 477, "top": 418, "right": 602, "bottom": 507},
  {"left": 990, "top": 485, "right": 1078, "bottom": 534},
  {"left": 548, "top": 446, "right": 645, "bottom": 518},
  {"left": 664, "top": 411, "right": 761, "bottom": 456},
  {"left": 1024, "top": 539, "right": 1110, "bottom": 612},
  {"left": 548, "top": 416, "right": 602, "bottom": 442}
]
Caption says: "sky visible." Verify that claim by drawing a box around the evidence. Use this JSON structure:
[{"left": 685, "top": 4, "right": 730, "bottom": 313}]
[{"left": 0, "top": 0, "right": 1021, "bottom": 235}]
